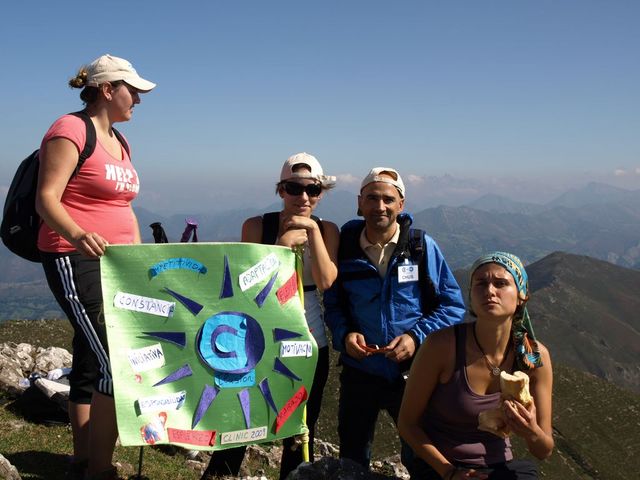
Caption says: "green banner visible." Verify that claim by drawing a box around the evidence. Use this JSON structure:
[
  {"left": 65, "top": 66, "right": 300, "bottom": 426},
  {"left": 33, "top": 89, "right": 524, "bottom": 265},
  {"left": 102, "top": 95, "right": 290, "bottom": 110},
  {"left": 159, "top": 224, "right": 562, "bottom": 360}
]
[{"left": 100, "top": 243, "right": 317, "bottom": 450}]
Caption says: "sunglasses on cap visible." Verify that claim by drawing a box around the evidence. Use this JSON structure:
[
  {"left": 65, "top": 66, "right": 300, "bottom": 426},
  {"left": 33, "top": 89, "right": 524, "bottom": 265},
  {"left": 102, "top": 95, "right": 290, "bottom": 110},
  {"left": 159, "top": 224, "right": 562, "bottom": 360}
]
[{"left": 282, "top": 182, "right": 322, "bottom": 197}]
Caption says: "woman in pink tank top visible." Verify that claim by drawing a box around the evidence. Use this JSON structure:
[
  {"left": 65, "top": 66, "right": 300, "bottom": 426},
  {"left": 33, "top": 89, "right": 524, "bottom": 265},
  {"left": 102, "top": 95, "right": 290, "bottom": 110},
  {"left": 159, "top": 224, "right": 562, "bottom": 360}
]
[
  {"left": 398, "top": 252, "right": 554, "bottom": 479},
  {"left": 35, "top": 54, "right": 155, "bottom": 480}
]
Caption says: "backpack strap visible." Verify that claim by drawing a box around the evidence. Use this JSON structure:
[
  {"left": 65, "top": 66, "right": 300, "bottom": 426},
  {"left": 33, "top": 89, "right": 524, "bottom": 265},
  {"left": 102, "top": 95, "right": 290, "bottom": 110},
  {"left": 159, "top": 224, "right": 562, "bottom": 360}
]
[
  {"left": 261, "top": 212, "right": 324, "bottom": 246},
  {"left": 68, "top": 111, "right": 131, "bottom": 178},
  {"left": 408, "top": 228, "right": 424, "bottom": 263},
  {"left": 261, "top": 212, "right": 280, "bottom": 245},
  {"left": 336, "top": 220, "right": 379, "bottom": 283},
  {"left": 408, "top": 228, "right": 439, "bottom": 316},
  {"left": 337, "top": 220, "right": 366, "bottom": 261},
  {"left": 396, "top": 226, "right": 438, "bottom": 372},
  {"left": 112, "top": 127, "right": 130, "bottom": 156},
  {"left": 310, "top": 214, "right": 324, "bottom": 237},
  {"left": 69, "top": 111, "right": 97, "bottom": 178}
]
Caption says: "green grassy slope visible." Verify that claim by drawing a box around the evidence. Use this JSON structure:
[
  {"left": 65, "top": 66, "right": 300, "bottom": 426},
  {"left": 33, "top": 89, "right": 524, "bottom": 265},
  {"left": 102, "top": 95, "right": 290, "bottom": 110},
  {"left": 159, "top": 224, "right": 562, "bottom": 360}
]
[{"left": 1, "top": 320, "right": 639, "bottom": 480}]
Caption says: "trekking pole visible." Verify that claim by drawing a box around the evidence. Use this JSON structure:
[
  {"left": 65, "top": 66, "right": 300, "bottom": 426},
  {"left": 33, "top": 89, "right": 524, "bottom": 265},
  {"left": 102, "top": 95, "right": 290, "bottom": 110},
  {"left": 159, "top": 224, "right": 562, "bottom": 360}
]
[
  {"left": 149, "top": 222, "right": 169, "bottom": 243},
  {"left": 293, "top": 245, "right": 310, "bottom": 463},
  {"left": 136, "top": 446, "right": 144, "bottom": 478},
  {"left": 301, "top": 406, "right": 309, "bottom": 463},
  {"left": 180, "top": 217, "right": 198, "bottom": 242}
]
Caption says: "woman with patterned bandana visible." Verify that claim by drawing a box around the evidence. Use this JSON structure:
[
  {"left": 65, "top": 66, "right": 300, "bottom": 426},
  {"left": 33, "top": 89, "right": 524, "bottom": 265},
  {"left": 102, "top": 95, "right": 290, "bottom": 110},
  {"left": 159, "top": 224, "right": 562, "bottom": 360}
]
[{"left": 398, "top": 252, "right": 554, "bottom": 479}]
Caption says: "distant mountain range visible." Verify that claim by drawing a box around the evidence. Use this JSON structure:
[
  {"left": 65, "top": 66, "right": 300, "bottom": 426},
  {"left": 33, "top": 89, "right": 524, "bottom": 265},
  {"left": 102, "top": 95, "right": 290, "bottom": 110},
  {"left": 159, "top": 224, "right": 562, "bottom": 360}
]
[
  {"left": 528, "top": 253, "right": 640, "bottom": 393},
  {"left": 2, "top": 181, "right": 638, "bottom": 272},
  {"left": 1, "top": 182, "right": 639, "bottom": 393},
  {"left": 416, "top": 181, "right": 640, "bottom": 270},
  {"left": 413, "top": 200, "right": 640, "bottom": 270}
]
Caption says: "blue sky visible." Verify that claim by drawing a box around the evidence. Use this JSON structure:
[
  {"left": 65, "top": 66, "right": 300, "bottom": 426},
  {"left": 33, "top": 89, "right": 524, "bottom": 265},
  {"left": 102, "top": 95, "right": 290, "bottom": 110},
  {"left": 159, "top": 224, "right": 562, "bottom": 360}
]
[{"left": 1, "top": 1, "right": 638, "bottom": 214}]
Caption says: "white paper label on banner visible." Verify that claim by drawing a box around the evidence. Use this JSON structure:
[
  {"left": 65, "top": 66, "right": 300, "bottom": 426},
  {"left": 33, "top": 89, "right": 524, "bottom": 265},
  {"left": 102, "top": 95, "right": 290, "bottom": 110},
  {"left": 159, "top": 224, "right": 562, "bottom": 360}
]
[
  {"left": 220, "top": 426, "right": 268, "bottom": 444},
  {"left": 114, "top": 291, "right": 175, "bottom": 317},
  {"left": 280, "top": 341, "right": 313, "bottom": 358},
  {"left": 137, "top": 390, "right": 186, "bottom": 414},
  {"left": 128, "top": 344, "right": 165, "bottom": 372},
  {"left": 238, "top": 253, "right": 280, "bottom": 291}
]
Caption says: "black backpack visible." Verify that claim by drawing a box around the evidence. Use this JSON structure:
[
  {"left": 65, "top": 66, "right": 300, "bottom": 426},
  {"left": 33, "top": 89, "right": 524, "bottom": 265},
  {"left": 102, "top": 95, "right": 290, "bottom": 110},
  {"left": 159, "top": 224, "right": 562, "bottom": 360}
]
[
  {"left": 9, "top": 375, "right": 70, "bottom": 425},
  {"left": 1, "top": 111, "right": 128, "bottom": 262}
]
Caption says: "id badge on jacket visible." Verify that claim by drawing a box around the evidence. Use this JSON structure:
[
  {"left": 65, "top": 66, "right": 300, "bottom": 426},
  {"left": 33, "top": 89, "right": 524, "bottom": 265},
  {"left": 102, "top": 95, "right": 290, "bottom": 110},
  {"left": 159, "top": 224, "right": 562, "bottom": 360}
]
[{"left": 398, "top": 262, "right": 419, "bottom": 283}]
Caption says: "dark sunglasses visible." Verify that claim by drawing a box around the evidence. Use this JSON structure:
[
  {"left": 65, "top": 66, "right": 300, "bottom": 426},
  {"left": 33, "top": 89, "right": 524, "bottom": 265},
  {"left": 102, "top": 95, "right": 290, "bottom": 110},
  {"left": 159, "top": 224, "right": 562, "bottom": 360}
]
[{"left": 283, "top": 182, "right": 322, "bottom": 197}]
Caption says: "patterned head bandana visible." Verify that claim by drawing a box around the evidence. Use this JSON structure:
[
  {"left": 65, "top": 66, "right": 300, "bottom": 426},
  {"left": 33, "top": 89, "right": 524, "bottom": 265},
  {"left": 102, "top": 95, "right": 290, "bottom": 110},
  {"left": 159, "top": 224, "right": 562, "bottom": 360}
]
[{"left": 469, "top": 252, "right": 543, "bottom": 370}]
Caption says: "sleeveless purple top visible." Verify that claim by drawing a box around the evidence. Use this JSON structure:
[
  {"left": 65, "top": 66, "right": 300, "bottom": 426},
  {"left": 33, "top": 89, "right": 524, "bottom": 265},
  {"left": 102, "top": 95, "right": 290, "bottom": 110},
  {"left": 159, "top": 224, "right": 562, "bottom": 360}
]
[{"left": 421, "top": 323, "right": 513, "bottom": 466}]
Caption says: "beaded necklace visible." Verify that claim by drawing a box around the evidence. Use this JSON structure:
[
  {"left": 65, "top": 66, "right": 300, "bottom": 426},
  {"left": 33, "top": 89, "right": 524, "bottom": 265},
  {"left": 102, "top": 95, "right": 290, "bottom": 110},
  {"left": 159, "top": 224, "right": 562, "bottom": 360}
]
[{"left": 472, "top": 323, "right": 511, "bottom": 377}]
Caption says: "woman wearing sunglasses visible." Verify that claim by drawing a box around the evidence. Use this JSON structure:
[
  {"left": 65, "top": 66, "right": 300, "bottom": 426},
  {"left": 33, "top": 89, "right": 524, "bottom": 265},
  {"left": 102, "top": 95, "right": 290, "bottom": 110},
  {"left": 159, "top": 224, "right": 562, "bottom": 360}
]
[{"left": 201, "top": 152, "right": 339, "bottom": 480}]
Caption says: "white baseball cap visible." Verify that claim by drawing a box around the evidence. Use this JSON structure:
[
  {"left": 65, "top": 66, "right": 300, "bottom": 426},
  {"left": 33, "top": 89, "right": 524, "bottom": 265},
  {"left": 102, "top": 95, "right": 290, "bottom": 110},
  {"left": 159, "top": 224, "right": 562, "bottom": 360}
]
[
  {"left": 279, "top": 152, "right": 336, "bottom": 186},
  {"left": 85, "top": 54, "right": 156, "bottom": 92},
  {"left": 360, "top": 167, "right": 405, "bottom": 198}
]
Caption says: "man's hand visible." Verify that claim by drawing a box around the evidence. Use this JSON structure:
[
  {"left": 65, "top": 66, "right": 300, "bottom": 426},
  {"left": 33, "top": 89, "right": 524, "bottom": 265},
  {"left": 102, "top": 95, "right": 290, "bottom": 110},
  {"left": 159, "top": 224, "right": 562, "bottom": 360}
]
[
  {"left": 384, "top": 333, "right": 417, "bottom": 363},
  {"left": 344, "top": 332, "right": 369, "bottom": 360}
]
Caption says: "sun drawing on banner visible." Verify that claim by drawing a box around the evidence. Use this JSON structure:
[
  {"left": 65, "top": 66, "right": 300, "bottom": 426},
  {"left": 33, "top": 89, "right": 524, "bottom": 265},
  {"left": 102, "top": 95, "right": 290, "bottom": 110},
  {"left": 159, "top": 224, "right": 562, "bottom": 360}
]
[{"left": 126, "top": 251, "right": 309, "bottom": 447}]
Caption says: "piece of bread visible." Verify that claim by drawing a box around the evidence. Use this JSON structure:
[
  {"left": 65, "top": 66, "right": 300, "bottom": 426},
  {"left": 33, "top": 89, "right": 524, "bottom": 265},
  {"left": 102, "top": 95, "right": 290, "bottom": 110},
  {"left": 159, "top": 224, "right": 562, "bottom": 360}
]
[
  {"left": 477, "top": 370, "right": 532, "bottom": 438},
  {"left": 500, "top": 370, "right": 532, "bottom": 407},
  {"left": 478, "top": 408, "right": 510, "bottom": 438}
]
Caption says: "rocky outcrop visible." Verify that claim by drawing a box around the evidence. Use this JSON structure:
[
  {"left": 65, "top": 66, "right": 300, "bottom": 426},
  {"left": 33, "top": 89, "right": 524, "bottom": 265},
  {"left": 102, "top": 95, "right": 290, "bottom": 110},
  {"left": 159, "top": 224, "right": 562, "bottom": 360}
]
[
  {"left": 286, "top": 456, "right": 409, "bottom": 479},
  {"left": 33, "top": 346, "right": 72, "bottom": 373},
  {"left": 0, "top": 342, "right": 72, "bottom": 397},
  {"left": 0, "top": 343, "right": 410, "bottom": 480},
  {"left": 193, "top": 443, "right": 409, "bottom": 480},
  {"left": 185, "top": 441, "right": 408, "bottom": 480},
  {"left": 0, "top": 453, "right": 21, "bottom": 480}
]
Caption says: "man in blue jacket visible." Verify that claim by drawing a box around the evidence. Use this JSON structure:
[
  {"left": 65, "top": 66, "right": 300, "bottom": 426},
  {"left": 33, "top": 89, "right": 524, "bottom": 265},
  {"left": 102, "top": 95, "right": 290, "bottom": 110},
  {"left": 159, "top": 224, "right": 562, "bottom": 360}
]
[{"left": 324, "top": 167, "right": 465, "bottom": 475}]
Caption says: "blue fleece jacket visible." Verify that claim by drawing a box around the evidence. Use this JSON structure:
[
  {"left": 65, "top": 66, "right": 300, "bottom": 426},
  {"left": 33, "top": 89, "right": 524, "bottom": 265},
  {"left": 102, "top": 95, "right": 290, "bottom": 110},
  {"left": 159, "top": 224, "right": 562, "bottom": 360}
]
[{"left": 323, "top": 214, "right": 465, "bottom": 382}]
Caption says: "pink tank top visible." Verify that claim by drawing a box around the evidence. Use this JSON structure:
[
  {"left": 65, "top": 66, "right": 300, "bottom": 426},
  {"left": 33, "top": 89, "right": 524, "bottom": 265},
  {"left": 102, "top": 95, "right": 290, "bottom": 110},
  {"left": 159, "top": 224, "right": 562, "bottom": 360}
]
[
  {"left": 421, "top": 323, "right": 513, "bottom": 466},
  {"left": 37, "top": 114, "right": 139, "bottom": 252}
]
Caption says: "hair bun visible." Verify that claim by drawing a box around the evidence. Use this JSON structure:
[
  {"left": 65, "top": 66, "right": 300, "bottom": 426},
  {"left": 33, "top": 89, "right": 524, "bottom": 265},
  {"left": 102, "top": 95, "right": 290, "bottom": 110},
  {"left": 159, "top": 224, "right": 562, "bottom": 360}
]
[{"left": 68, "top": 68, "right": 89, "bottom": 89}]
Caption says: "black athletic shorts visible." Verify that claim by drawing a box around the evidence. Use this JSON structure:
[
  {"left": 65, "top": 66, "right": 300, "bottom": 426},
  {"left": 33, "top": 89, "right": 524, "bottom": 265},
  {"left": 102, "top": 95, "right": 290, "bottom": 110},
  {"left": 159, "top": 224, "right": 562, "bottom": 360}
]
[{"left": 41, "top": 251, "right": 113, "bottom": 402}]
